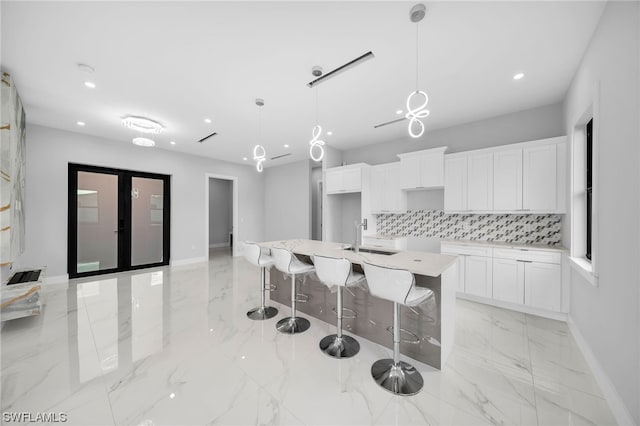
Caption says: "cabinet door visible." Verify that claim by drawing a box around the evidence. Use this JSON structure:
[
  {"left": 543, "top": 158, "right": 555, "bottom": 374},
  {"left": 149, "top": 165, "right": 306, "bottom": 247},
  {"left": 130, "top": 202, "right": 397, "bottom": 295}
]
[
  {"left": 325, "top": 170, "right": 342, "bottom": 194},
  {"left": 467, "top": 153, "right": 493, "bottom": 211},
  {"left": 523, "top": 145, "right": 557, "bottom": 211},
  {"left": 492, "top": 258, "right": 525, "bottom": 304},
  {"left": 464, "top": 255, "right": 492, "bottom": 297},
  {"left": 444, "top": 157, "right": 468, "bottom": 211},
  {"left": 400, "top": 156, "right": 421, "bottom": 189},
  {"left": 341, "top": 168, "right": 362, "bottom": 192},
  {"left": 421, "top": 153, "right": 444, "bottom": 187},
  {"left": 386, "top": 163, "right": 406, "bottom": 212},
  {"left": 493, "top": 149, "right": 523, "bottom": 211},
  {"left": 369, "top": 167, "right": 384, "bottom": 212},
  {"left": 524, "top": 262, "right": 561, "bottom": 311}
]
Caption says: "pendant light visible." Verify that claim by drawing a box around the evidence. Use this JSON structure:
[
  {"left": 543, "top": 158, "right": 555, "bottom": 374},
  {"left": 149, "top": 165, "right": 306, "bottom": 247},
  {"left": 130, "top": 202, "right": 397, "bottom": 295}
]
[
  {"left": 309, "top": 67, "right": 325, "bottom": 162},
  {"left": 253, "top": 98, "right": 266, "bottom": 173},
  {"left": 406, "top": 3, "right": 430, "bottom": 138}
]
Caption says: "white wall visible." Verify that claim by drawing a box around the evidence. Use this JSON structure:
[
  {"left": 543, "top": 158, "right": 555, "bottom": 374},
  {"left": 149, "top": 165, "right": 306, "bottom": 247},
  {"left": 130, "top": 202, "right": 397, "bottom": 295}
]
[
  {"left": 342, "top": 102, "right": 565, "bottom": 165},
  {"left": 208, "top": 178, "right": 232, "bottom": 246},
  {"left": 263, "top": 160, "right": 311, "bottom": 241},
  {"left": 563, "top": 2, "right": 639, "bottom": 423},
  {"left": 18, "top": 124, "right": 265, "bottom": 278}
]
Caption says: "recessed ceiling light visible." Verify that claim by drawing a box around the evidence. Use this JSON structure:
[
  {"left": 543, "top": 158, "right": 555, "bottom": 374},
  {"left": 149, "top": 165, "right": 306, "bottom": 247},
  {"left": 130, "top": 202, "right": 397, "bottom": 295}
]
[
  {"left": 513, "top": 72, "right": 525, "bottom": 80},
  {"left": 327, "top": 131, "right": 333, "bottom": 136},
  {"left": 204, "top": 118, "right": 212, "bottom": 124},
  {"left": 169, "top": 141, "right": 176, "bottom": 145},
  {"left": 284, "top": 144, "right": 289, "bottom": 148},
  {"left": 84, "top": 81, "right": 96, "bottom": 89},
  {"left": 122, "top": 116, "right": 164, "bottom": 134},
  {"left": 243, "top": 157, "right": 248, "bottom": 161},
  {"left": 396, "top": 110, "right": 403, "bottom": 115},
  {"left": 132, "top": 137, "right": 155, "bottom": 147},
  {"left": 76, "top": 121, "right": 85, "bottom": 126}
]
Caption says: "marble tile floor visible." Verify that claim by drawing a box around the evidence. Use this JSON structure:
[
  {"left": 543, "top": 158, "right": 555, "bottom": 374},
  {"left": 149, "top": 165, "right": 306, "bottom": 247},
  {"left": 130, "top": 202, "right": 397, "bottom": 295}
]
[{"left": 1, "top": 250, "right": 617, "bottom": 425}]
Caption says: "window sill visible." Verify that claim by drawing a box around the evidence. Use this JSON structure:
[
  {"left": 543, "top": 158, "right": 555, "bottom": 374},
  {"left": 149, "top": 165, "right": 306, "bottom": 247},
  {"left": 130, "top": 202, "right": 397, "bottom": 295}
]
[{"left": 569, "top": 256, "right": 598, "bottom": 287}]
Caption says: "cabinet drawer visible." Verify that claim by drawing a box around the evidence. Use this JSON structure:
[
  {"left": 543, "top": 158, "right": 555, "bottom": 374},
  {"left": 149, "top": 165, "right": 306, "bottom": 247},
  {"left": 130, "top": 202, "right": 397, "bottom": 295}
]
[
  {"left": 493, "top": 248, "right": 561, "bottom": 264},
  {"left": 440, "top": 244, "right": 492, "bottom": 257}
]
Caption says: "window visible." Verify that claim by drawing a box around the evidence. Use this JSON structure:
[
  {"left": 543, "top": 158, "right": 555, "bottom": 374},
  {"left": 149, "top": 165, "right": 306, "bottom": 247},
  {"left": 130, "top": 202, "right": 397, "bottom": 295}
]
[{"left": 585, "top": 118, "right": 593, "bottom": 261}]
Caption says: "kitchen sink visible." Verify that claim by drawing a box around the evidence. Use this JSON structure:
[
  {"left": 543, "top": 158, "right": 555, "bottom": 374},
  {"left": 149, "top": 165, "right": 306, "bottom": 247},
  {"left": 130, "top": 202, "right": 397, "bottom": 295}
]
[{"left": 344, "top": 247, "right": 395, "bottom": 256}]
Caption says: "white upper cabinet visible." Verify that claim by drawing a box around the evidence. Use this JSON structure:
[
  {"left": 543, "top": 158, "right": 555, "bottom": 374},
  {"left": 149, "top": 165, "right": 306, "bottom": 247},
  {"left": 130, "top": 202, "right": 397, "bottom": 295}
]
[
  {"left": 493, "top": 148, "right": 523, "bottom": 211},
  {"left": 397, "top": 147, "right": 447, "bottom": 190},
  {"left": 523, "top": 144, "right": 557, "bottom": 212},
  {"left": 370, "top": 162, "right": 406, "bottom": 213},
  {"left": 444, "top": 156, "right": 468, "bottom": 211},
  {"left": 467, "top": 153, "right": 493, "bottom": 211},
  {"left": 325, "top": 163, "right": 368, "bottom": 194},
  {"left": 444, "top": 137, "right": 566, "bottom": 213}
]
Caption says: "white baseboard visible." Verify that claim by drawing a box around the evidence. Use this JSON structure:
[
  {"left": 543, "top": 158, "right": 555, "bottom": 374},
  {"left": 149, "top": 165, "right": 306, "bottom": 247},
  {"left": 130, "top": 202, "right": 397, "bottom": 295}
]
[
  {"left": 208, "top": 242, "right": 230, "bottom": 248},
  {"left": 45, "top": 274, "right": 69, "bottom": 285},
  {"left": 456, "top": 293, "right": 569, "bottom": 321},
  {"left": 567, "top": 315, "right": 636, "bottom": 426},
  {"left": 170, "top": 256, "right": 208, "bottom": 266}
]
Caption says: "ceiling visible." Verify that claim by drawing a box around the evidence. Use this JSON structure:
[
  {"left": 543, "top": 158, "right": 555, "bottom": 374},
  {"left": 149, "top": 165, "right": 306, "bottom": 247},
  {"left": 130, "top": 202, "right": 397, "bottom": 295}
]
[{"left": 1, "top": 1, "right": 605, "bottom": 168}]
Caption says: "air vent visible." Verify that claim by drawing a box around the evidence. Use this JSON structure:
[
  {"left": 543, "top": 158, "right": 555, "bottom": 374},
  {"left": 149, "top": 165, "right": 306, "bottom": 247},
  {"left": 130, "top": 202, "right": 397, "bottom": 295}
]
[
  {"left": 198, "top": 132, "right": 218, "bottom": 143},
  {"left": 373, "top": 117, "right": 406, "bottom": 129},
  {"left": 270, "top": 153, "right": 291, "bottom": 160},
  {"left": 307, "top": 51, "right": 375, "bottom": 88}
]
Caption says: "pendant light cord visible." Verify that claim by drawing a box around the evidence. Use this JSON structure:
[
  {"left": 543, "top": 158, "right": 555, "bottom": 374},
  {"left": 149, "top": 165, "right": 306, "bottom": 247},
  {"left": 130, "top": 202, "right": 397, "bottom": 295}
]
[
  {"left": 415, "top": 22, "right": 419, "bottom": 93},
  {"left": 315, "top": 86, "right": 319, "bottom": 125}
]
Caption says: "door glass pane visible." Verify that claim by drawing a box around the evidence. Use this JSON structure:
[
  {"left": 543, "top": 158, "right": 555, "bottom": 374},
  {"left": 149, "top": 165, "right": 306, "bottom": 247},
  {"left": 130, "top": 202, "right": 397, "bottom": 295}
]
[
  {"left": 131, "top": 177, "right": 164, "bottom": 266},
  {"left": 77, "top": 171, "right": 118, "bottom": 273}
]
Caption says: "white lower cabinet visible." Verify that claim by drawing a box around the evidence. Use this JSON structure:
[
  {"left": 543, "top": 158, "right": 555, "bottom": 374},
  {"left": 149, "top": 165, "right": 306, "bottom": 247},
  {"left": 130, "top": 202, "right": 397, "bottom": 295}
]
[
  {"left": 492, "top": 258, "right": 524, "bottom": 304},
  {"left": 442, "top": 242, "right": 564, "bottom": 316},
  {"left": 524, "top": 261, "right": 561, "bottom": 311},
  {"left": 464, "top": 256, "right": 493, "bottom": 297}
]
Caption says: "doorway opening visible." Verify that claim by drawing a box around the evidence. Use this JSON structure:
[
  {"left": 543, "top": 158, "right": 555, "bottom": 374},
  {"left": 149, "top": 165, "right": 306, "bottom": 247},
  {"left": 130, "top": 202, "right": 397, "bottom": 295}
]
[
  {"left": 205, "top": 174, "right": 238, "bottom": 259},
  {"left": 68, "top": 164, "right": 170, "bottom": 279}
]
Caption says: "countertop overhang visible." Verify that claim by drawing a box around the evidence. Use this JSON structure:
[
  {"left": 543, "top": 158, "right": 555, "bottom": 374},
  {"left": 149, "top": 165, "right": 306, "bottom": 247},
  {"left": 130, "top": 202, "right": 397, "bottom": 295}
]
[{"left": 258, "top": 239, "right": 457, "bottom": 277}]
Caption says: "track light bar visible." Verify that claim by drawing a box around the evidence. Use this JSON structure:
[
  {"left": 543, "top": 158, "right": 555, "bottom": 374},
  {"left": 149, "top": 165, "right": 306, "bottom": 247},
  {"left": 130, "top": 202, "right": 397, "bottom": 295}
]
[{"left": 307, "top": 51, "right": 375, "bottom": 88}]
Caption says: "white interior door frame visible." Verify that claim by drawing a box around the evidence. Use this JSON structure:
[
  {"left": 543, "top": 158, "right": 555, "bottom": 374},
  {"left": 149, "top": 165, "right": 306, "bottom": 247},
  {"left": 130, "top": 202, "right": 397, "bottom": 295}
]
[{"left": 205, "top": 173, "right": 239, "bottom": 257}]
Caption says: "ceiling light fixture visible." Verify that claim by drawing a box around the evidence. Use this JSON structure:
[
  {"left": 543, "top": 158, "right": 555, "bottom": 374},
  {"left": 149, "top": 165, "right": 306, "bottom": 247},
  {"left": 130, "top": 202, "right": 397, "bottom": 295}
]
[
  {"left": 84, "top": 81, "right": 96, "bottom": 89},
  {"left": 243, "top": 157, "right": 248, "bottom": 161},
  {"left": 396, "top": 110, "right": 403, "bottom": 115},
  {"left": 204, "top": 118, "right": 212, "bottom": 124},
  {"left": 132, "top": 137, "right": 155, "bottom": 147},
  {"left": 405, "top": 3, "right": 430, "bottom": 138},
  {"left": 309, "top": 68, "right": 325, "bottom": 162},
  {"left": 122, "top": 116, "right": 164, "bottom": 134},
  {"left": 76, "top": 121, "right": 85, "bottom": 126},
  {"left": 284, "top": 144, "right": 289, "bottom": 148},
  {"left": 170, "top": 141, "right": 176, "bottom": 145},
  {"left": 253, "top": 99, "right": 266, "bottom": 173},
  {"left": 513, "top": 72, "right": 525, "bottom": 80},
  {"left": 327, "top": 131, "right": 333, "bottom": 136}
]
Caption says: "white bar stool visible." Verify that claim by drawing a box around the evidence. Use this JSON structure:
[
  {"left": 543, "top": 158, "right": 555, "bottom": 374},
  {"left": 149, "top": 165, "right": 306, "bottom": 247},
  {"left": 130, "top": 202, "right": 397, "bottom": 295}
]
[
  {"left": 244, "top": 242, "right": 278, "bottom": 320},
  {"left": 362, "top": 262, "right": 434, "bottom": 396},
  {"left": 313, "top": 255, "right": 364, "bottom": 359},
  {"left": 271, "top": 247, "right": 315, "bottom": 334}
]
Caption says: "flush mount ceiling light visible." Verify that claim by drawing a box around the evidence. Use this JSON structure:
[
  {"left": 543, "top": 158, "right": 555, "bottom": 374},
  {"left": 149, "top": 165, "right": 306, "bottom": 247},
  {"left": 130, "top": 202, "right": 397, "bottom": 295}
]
[
  {"left": 405, "top": 3, "right": 430, "bottom": 138},
  {"left": 204, "top": 118, "right": 212, "bottom": 124},
  {"left": 253, "top": 99, "right": 267, "bottom": 173},
  {"left": 170, "top": 141, "right": 176, "bottom": 145},
  {"left": 76, "top": 121, "right": 85, "bottom": 126},
  {"left": 122, "top": 116, "right": 164, "bottom": 134},
  {"left": 132, "top": 137, "right": 155, "bottom": 147},
  {"left": 513, "top": 72, "right": 525, "bottom": 80},
  {"left": 84, "top": 81, "right": 96, "bottom": 89}
]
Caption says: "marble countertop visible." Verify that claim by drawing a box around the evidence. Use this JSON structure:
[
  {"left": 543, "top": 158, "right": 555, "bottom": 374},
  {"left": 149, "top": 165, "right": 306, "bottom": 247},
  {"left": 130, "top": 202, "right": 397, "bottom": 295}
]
[
  {"left": 258, "top": 239, "right": 457, "bottom": 277},
  {"left": 440, "top": 238, "right": 568, "bottom": 252}
]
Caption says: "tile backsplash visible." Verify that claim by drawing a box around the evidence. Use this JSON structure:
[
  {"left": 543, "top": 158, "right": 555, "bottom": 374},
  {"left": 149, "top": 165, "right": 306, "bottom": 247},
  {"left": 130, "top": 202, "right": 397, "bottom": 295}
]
[{"left": 376, "top": 210, "right": 562, "bottom": 245}]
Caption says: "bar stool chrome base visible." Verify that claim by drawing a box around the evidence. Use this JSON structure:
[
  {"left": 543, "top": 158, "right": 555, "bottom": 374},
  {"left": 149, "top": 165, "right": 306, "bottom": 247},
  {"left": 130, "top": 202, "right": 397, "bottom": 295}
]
[
  {"left": 371, "top": 359, "right": 424, "bottom": 396},
  {"left": 276, "top": 316, "right": 310, "bottom": 334},
  {"left": 247, "top": 306, "right": 278, "bottom": 321},
  {"left": 319, "top": 334, "right": 360, "bottom": 358}
]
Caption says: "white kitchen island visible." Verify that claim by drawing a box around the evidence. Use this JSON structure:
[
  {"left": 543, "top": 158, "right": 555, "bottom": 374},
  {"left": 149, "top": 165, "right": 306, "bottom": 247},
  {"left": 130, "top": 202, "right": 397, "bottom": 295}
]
[{"left": 258, "top": 239, "right": 457, "bottom": 369}]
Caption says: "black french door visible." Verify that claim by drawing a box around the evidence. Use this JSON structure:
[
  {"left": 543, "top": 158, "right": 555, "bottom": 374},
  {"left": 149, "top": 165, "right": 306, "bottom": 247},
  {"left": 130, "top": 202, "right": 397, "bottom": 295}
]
[{"left": 68, "top": 164, "right": 170, "bottom": 278}]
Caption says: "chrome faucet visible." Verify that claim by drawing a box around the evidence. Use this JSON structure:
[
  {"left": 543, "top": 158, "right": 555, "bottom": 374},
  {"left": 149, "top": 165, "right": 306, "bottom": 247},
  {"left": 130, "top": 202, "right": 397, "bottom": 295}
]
[{"left": 354, "top": 218, "right": 368, "bottom": 253}]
